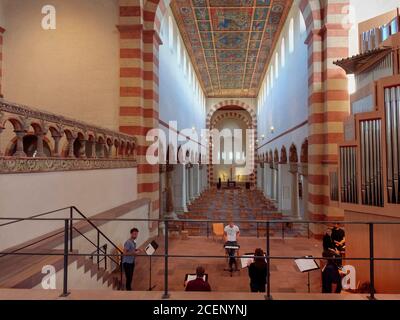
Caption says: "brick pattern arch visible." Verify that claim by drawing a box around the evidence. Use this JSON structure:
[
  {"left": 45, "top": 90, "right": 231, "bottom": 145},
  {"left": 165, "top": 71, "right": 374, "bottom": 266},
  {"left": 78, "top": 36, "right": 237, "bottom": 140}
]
[
  {"left": 210, "top": 111, "right": 253, "bottom": 130},
  {"left": 144, "top": 0, "right": 170, "bottom": 34},
  {"left": 206, "top": 100, "right": 257, "bottom": 188},
  {"left": 206, "top": 100, "right": 257, "bottom": 130},
  {"left": 128, "top": 0, "right": 350, "bottom": 228}
]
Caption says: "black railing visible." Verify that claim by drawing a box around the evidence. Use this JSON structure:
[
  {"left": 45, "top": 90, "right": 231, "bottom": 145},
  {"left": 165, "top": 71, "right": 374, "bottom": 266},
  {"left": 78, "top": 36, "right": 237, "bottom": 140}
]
[
  {"left": 1, "top": 212, "right": 400, "bottom": 300},
  {"left": 0, "top": 206, "right": 124, "bottom": 294}
]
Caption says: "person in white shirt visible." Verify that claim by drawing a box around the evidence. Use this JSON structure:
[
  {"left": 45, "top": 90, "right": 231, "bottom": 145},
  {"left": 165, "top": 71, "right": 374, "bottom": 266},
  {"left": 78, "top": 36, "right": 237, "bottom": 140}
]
[
  {"left": 224, "top": 221, "right": 240, "bottom": 242},
  {"left": 224, "top": 221, "right": 240, "bottom": 271}
]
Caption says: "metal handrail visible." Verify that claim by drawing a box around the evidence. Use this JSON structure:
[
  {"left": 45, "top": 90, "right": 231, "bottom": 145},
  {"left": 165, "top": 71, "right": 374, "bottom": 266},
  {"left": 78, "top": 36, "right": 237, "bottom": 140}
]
[
  {"left": 2, "top": 213, "right": 400, "bottom": 299},
  {"left": 0, "top": 206, "right": 72, "bottom": 227}
]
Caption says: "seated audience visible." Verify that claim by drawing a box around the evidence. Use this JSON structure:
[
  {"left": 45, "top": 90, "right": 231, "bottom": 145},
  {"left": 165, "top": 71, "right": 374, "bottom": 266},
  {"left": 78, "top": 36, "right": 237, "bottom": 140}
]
[
  {"left": 322, "top": 251, "right": 343, "bottom": 294},
  {"left": 248, "top": 248, "right": 268, "bottom": 293},
  {"left": 185, "top": 266, "right": 211, "bottom": 292}
]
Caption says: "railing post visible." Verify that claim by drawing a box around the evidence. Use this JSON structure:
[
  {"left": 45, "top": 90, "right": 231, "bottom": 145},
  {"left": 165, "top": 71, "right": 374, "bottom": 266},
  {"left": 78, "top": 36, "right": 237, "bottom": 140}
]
[
  {"left": 265, "top": 221, "right": 272, "bottom": 300},
  {"left": 207, "top": 221, "right": 209, "bottom": 238},
  {"left": 104, "top": 245, "right": 107, "bottom": 270},
  {"left": 69, "top": 207, "right": 73, "bottom": 252},
  {"left": 60, "top": 219, "right": 70, "bottom": 297},
  {"left": 307, "top": 222, "right": 310, "bottom": 239},
  {"left": 282, "top": 222, "right": 285, "bottom": 240},
  {"left": 162, "top": 219, "right": 170, "bottom": 299},
  {"left": 97, "top": 231, "right": 100, "bottom": 267},
  {"left": 368, "top": 223, "right": 376, "bottom": 300}
]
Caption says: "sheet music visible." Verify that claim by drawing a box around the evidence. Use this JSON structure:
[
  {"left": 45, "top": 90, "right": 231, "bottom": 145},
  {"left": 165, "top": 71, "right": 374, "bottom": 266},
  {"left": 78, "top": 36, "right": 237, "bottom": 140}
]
[
  {"left": 240, "top": 255, "right": 254, "bottom": 269},
  {"left": 241, "top": 254, "right": 268, "bottom": 268},
  {"left": 145, "top": 244, "right": 155, "bottom": 256},
  {"left": 295, "top": 257, "right": 319, "bottom": 273},
  {"left": 145, "top": 240, "right": 159, "bottom": 256},
  {"left": 186, "top": 275, "right": 207, "bottom": 282}
]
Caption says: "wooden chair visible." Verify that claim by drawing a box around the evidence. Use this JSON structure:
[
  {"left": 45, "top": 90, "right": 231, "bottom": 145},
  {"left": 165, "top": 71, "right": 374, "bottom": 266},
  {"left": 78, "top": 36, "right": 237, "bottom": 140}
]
[{"left": 212, "top": 223, "right": 224, "bottom": 242}]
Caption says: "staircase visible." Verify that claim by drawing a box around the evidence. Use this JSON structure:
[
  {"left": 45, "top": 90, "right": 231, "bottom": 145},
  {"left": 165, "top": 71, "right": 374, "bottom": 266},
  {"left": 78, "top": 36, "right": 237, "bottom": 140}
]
[{"left": 0, "top": 206, "right": 124, "bottom": 291}]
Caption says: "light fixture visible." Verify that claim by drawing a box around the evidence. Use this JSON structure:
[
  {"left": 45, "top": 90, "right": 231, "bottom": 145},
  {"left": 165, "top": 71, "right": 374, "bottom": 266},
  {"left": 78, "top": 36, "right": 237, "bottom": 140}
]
[
  {"left": 270, "top": 126, "right": 275, "bottom": 134},
  {"left": 261, "top": 134, "right": 265, "bottom": 140}
]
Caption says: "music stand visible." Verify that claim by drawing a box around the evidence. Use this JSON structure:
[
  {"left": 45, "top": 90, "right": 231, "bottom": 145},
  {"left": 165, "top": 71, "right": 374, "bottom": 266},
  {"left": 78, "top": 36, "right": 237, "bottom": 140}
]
[
  {"left": 223, "top": 243, "right": 240, "bottom": 277},
  {"left": 145, "top": 240, "right": 159, "bottom": 291},
  {"left": 295, "top": 256, "right": 320, "bottom": 293}
]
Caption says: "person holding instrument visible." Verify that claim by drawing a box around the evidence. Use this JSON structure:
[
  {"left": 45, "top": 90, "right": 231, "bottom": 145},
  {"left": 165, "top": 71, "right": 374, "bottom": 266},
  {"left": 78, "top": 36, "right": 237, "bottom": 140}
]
[
  {"left": 224, "top": 220, "right": 240, "bottom": 272},
  {"left": 248, "top": 248, "right": 268, "bottom": 293}
]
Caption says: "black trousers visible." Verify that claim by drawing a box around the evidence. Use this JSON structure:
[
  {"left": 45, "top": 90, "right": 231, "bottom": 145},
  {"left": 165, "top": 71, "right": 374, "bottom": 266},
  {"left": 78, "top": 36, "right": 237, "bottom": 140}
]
[
  {"left": 123, "top": 262, "right": 135, "bottom": 291},
  {"left": 250, "top": 283, "right": 266, "bottom": 293}
]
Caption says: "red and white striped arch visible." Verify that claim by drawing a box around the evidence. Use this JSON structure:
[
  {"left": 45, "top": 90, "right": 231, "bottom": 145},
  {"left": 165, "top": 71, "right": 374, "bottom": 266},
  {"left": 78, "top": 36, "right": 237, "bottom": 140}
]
[{"left": 206, "top": 100, "right": 258, "bottom": 187}]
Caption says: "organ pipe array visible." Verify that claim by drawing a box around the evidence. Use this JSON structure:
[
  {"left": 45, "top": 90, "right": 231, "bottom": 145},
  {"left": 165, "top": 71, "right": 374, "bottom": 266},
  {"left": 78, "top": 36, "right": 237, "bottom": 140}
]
[
  {"left": 385, "top": 86, "right": 400, "bottom": 204},
  {"left": 340, "top": 146, "right": 358, "bottom": 204},
  {"left": 360, "top": 120, "right": 384, "bottom": 207}
]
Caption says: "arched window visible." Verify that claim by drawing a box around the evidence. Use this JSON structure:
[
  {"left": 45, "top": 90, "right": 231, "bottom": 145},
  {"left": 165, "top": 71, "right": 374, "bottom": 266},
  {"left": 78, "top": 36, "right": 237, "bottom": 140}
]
[
  {"left": 177, "top": 36, "right": 181, "bottom": 65},
  {"left": 168, "top": 16, "right": 174, "bottom": 50},
  {"left": 183, "top": 51, "right": 187, "bottom": 76},
  {"left": 270, "top": 67, "right": 274, "bottom": 88},
  {"left": 281, "top": 39, "right": 286, "bottom": 67},
  {"left": 289, "top": 18, "right": 294, "bottom": 53},
  {"left": 275, "top": 53, "right": 279, "bottom": 78},
  {"left": 299, "top": 11, "right": 306, "bottom": 34}
]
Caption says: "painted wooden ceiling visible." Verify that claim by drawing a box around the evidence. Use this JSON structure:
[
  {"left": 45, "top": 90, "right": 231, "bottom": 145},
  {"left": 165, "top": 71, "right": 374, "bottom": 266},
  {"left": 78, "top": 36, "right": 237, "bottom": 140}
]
[{"left": 171, "top": 0, "right": 293, "bottom": 98}]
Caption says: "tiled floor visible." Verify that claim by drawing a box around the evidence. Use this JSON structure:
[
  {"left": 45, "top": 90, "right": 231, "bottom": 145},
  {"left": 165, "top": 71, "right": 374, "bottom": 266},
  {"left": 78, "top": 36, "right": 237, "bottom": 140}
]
[{"left": 132, "top": 236, "right": 324, "bottom": 294}]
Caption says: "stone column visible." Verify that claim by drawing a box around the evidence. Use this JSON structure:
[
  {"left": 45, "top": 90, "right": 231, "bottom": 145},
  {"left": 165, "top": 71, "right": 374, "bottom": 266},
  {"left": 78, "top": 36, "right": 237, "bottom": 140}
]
[
  {"left": 173, "top": 164, "right": 188, "bottom": 213},
  {"left": 189, "top": 164, "right": 195, "bottom": 201},
  {"left": 35, "top": 133, "right": 46, "bottom": 158},
  {"left": 193, "top": 164, "right": 200, "bottom": 198},
  {"left": 299, "top": 164, "right": 309, "bottom": 220},
  {"left": 52, "top": 134, "right": 62, "bottom": 157},
  {"left": 66, "top": 134, "right": 77, "bottom": 158},
  {"left": 165, "top": 164, "right": 177, "bottom": 219},
  {"left": 0, "top": 127, "right": 4, "bottom": 157},
  {"left": 260, "top": 164, "right": 264, "bottom": 192},
  {"left": 270, "top": 165, "right": 275, "bottom": 200},
  {"left": 290, "top": 163, "right": 300, "bottom": 219},
  {"left": 265, "top": 164, "right": 270, "bottom": 198},
  {"left": 14, "top": 131, "right": 26, "bottom": 157},
  {"left": 199, "top": 165, "right": 203, "bottom": 194},
  {"left": 185, "top": 165, "right": 191, "bottom": 206}
]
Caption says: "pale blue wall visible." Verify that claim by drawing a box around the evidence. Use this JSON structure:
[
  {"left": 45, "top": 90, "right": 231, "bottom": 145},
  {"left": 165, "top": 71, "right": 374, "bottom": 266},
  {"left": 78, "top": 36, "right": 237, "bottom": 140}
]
[
  {"left": 158, "top": 9, "right": 206, "bottom": 135},
  {"left": 257, "top": 3, "right": 308, "bottom": 155}
]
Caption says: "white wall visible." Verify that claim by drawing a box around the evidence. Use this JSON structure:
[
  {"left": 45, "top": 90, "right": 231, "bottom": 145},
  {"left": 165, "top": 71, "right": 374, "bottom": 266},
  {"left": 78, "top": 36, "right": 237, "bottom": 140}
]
[
  {"left": 0, "top": 167, "right": 137, "bottom": 251},
  {"left": 257, "top": 1, "right": 308, "bottom": 156}
]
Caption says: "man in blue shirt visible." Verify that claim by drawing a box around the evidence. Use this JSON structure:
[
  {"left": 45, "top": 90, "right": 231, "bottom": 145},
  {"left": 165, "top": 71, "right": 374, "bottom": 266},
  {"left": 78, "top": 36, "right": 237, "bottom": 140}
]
[{"left": 122, "top": 228, "right": 141, "bottom": 291}]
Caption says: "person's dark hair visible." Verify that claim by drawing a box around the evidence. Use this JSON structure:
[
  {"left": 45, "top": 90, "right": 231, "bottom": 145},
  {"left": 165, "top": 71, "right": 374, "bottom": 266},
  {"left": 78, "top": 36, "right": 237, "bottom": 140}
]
[
  {"left": 254, "top": 248, "right": 267, "bottom": 269},
  {"left": 196, "top": 266, "right": 205, "bottom": 278},
  {"left": 130, "top": 228, "right": 139, "bottom": 234}
]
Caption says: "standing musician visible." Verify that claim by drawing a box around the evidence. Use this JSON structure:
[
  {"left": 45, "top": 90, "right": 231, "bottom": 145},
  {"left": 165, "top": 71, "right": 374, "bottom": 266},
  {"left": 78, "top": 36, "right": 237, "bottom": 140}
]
[{"left": 224, "top": 221, "right": 240, "bottom": 272}]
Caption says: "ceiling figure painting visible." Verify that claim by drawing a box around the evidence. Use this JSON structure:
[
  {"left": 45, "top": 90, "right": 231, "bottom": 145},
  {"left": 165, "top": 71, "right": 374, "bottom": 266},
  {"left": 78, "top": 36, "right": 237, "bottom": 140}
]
[{"left": 171, "top": 0, "right": 293, "bottom": 97}]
